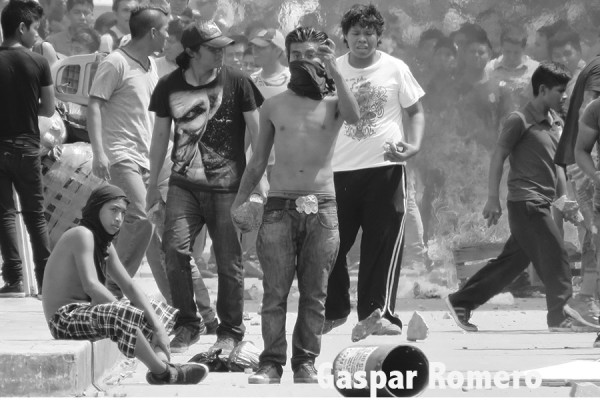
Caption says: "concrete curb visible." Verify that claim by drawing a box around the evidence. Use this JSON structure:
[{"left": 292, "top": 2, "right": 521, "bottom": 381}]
[{"left": 0, "top": 339, "right": 122, "bottom": 396}]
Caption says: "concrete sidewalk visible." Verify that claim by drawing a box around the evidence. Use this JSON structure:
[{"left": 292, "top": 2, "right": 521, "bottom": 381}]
[
  {"left": 97, "top": 292, "right": 600, "bottom": 398},
  {"left": 0, "top": 297, "right": 123, "bottom": 396},
  {"left": 2, "top": 265, "right": 600, "bottom": 397}
]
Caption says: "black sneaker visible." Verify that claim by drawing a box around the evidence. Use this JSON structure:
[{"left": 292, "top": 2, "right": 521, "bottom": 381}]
[
  {"left": 594, "top": 333, "right": 600, "bottom": 348},
  {"left": 0, "top": 281, "right": 25, "bottom": 298},
  {"left": 170, "top": 325, "right": 201, "bottom": 354},
  {"left": 293, "top": 362, "right": 318, "bottom": 384},
  {"left": 248, "top": 363, "right": 283, "bottom": 384},
  {"left": 445, "top": 296, "right": 478, "bottom": 332},
  {"left": 146, "top": 362, "right": 209, "bottom": 385}
]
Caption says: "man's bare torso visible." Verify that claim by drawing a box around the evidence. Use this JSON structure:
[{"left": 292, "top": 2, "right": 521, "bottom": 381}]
[
  {"left": 267, "top": 90, "right": 343, "bottom": 195},
  {"left": 42, "top": 227, "right": 94, "bottom": 321}
]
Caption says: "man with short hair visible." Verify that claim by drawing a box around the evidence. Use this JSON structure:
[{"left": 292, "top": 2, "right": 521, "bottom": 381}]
[
  {"left": 485, "top": 23, "right": 539, "bottom": 121},
  {"left": 324, "top": 4, "right": 426, "bottom": 341},
  {"left": 446, "top": 62, "right": 599, "bottom": 332},
  {"left": 87, "top": 5, "right": 169, "bottom": 299},
  {"left": 0, "top": 0, "right": 55, "bottom": 297},
  {"left": 155, "top": 17, "right": 184, "bottom": 77},
  {"left": 548, "top": 29, "right": 586, "bottom": 105},
  {"left": 531, "top": 20, "right": 569, "bottom": 63},
  {"left": 224, "top": 34, "right": 247, "bottom": 72},
  {"left": 47, "top": 0, "right": 94, "bottom": 56},
  {"left": 231, "top": 26, "right": 360, "bottom": 385},
  {"left": 147, "top": 20, "right": 265, "bottom": 355},
  {"left": 98, "top": 0, "right": 138, "bottom": 52}
]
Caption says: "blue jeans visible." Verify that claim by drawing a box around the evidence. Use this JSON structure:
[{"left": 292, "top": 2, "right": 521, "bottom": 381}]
[
  {"left": 0, "top": 147, "right": 50, "bottom": 287},
  {"left": 163, "top": 183, "right": 244, "bottom": 340},
  {"left": 257, "top": 196, "right": 339, "bottom": 369}
]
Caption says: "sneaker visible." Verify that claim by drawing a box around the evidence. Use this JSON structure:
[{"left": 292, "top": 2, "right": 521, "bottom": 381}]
[
  {"left": 170, "top": 325, "right": 201, "bottom": 354},
  {"left": 208, "top": 335, "right": 239, "bottom": 358},
  {"left": 444, "top": 296, "right": 478, "bottom": 332},
  {"left": 322, "top": 317, "right": 347, "bottom": 334},
  {"left": 564, "top": 296, "right": 600, "bottom": 329},
  {"left": 248, "top": 363, "right": 283, "bottom": 384},
  {"left": 351, "top": 308, "right": 384, "bottom": 342},
  {"left": 594, "top": 333, "right": 600, "bottom": 348},
  {"left": 293, "top": 362, "right": 318, "bottom": 384},
  {"left": 146, "top": 362, "right": 209, "bottom": 385},
  {"left": 372, "top": 318, "right": 402, "bottom": 335},
  {"left": 0, "top": 281, "right": 25, "bottom": 298},
  {"left": 204, "top": 318, "right": 219, "bottom": 335},
  {"left": 549, "top": 318, "right": 574, "bottom": 332}
]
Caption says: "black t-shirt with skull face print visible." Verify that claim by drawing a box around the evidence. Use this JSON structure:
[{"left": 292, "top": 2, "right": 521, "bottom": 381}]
[{"left": 150, "top": 66, "right": 264, "bottom": 192}]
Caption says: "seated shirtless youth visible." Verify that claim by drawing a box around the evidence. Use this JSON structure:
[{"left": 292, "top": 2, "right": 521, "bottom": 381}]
[{"left": 42, "top": 184, "right": 208, "bottom": 385}]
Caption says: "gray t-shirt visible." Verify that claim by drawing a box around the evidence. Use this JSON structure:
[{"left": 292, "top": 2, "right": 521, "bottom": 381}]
[
  {"left": 89, "top": 49, "right": 158, "bottom": 170},
  {"left": 498, "top": 102, "right": 563, "bottom": 203}
]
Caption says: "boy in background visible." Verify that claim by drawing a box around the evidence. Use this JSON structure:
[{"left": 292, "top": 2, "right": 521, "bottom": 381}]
[{"left": 446, "top": 62, "right": 600, "bottom": 332}]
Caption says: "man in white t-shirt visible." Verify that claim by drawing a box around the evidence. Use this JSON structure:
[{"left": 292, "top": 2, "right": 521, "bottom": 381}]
[
  {"left": 323, "top": 4, "right": 425, "bottom": 341},
  {"left": 87, "top": 5, "right": 169, "bottom": 298}
]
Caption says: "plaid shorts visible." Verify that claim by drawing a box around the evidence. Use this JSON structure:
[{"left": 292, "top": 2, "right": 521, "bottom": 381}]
[{"left": 48, "top": 299, "right": 178, "bottom": 358}]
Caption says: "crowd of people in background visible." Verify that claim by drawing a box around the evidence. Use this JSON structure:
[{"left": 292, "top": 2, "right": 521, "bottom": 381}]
[{"left": 2, "top": 0, "right": 600, "bottom": 387}]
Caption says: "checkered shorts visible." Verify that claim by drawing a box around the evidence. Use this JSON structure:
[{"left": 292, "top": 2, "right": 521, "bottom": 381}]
[{"left": 48, "top": 299, "right": 178, "bottom": 358}]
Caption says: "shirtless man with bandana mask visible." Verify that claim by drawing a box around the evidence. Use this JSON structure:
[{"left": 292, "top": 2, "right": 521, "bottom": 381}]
[{"left": 230, "top": 27, "right": 360, "bottom": 385}]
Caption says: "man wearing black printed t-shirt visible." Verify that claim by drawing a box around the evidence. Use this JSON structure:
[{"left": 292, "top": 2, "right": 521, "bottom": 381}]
[
  {"left": 147, "top": 20, "right": 265, "bottom": 355},
  {"left": 0, "top": 0, "right": 55, "bottom": 297}
]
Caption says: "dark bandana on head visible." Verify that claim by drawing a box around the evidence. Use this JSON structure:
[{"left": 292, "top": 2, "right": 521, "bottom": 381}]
[
  {"left": 288, "top": 59, "right": 335, "bottom": 100},
  {"left": 79, "top": 184, "right": 129, "bottom": 284}
]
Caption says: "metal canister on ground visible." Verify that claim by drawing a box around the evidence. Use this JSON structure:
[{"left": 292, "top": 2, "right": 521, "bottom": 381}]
[{"left": 332, "top": 344, "right": 429, "bottom": 397}]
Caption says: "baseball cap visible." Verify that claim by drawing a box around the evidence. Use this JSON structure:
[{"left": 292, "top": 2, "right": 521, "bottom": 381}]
[
  {"left": 181, "top": 20, "right": 234, "bottom": 49},
  {"left": 250, "top": 29, "right": 285, "bottom": 52}
]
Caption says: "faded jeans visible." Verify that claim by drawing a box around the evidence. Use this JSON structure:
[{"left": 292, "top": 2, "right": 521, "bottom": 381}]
[
  {"left": 257, "top": 196, "right": 339, "bottom": 369},
  {"left": 0, "top": 147, "right": 50, "bottom": 287},
  {"left": 163, "top": 183, "right": 244, "bottom": 340},
  {"left": 105, "top": 159, "right": 164, "bottom": 298}
]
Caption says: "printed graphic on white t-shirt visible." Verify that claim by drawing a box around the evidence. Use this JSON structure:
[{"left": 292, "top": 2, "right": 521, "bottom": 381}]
[
  {"left": 344, "top": 78, "right": 388, "bottom": 141},
  {"left": 333, "top": 51, "right": 425, "bottom": 172}
]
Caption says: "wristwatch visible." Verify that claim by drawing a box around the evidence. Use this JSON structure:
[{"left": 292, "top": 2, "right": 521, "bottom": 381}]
[{"left": 249, "top": 193, "right": 264, "bottom": 204}]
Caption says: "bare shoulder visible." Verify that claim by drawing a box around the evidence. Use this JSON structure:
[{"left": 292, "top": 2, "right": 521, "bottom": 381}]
[
  {"left": 264, "top": 91, "right": 292, "bottom": 108},
  {"left": 55, "top": 226, "right": 94, "bottom": 250}
]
